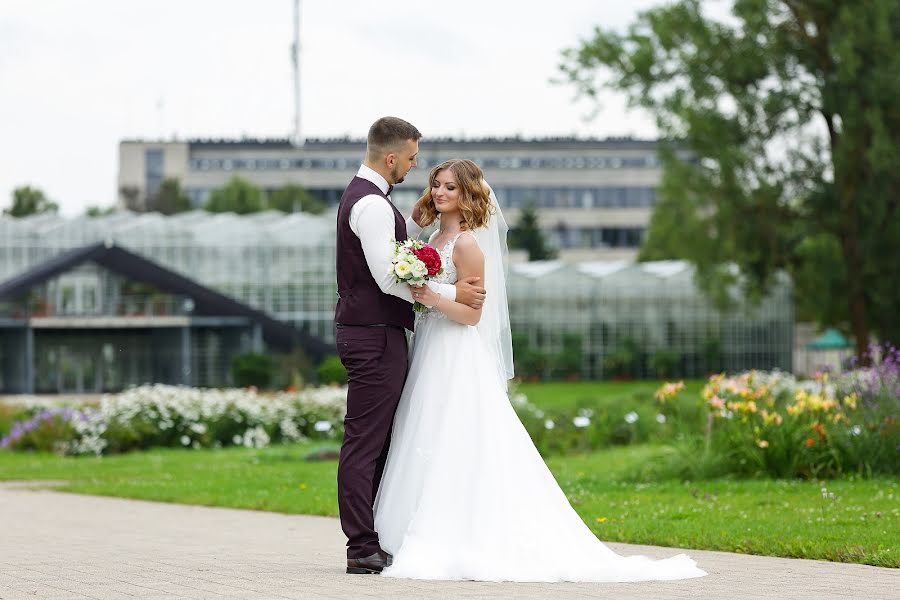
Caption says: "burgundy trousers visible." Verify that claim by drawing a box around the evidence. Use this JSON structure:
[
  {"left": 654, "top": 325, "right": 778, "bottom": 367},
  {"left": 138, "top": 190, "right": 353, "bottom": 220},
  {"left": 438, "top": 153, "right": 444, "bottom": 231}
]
[{"left": 335, "top": 324, "right": 409, "bottom": 559}]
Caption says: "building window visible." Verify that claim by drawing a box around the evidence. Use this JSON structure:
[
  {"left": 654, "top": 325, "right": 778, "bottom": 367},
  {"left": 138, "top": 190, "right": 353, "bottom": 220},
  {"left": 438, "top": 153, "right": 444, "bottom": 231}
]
[
  {"left": 598, "top": 227, "right": 644, "bottom": 248},
  {"left": 145, "top": 149, "right": 164, "bottom": 200},
  {"left": 493, "top": 187, "right": 655, "bottom": 209}
]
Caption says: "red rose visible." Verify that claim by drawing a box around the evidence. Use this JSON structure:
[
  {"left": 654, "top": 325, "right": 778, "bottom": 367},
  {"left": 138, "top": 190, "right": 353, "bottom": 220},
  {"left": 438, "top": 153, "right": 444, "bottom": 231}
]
[{"left": 412, "top": 244, "right": 442, "bottom": 277}]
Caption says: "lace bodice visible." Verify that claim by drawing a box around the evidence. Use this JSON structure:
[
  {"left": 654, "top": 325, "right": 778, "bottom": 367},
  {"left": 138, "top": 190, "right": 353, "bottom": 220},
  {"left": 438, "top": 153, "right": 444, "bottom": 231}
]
[{"left": 430, "top": 235, "right": 461, "bottom": 285}]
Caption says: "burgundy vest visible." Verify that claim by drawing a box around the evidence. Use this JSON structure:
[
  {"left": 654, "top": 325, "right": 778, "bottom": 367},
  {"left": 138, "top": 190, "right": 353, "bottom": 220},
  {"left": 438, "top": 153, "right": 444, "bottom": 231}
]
[{"left": 334, "top": 176, "right": 415, "bottom": 331}]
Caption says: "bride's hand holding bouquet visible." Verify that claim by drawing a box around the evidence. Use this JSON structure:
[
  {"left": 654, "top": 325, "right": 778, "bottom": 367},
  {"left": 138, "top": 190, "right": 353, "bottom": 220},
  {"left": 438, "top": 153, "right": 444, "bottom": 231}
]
[{"left": 390, "top": 239, "right": 443, "bottom": 312}]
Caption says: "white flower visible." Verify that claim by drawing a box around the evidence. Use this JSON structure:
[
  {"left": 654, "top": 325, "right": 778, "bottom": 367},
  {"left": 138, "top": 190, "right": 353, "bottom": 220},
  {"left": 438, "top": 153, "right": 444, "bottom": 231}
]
[
  {"left": 241, "top": 426, "right": 270, "bottom": 448},
  {"left": 544, "top": 419, "right": 555, "bottom": 430},
  {"left": 624, "top": 411, "right": 639, "bottom": 424},
  {"left": 850, "top": 425, "right": 862, "bottom": 436},
  {"left": 394, "top": 261, "right": 412, "bottom": 278},
  {"left": 24, "top": 382, "right": 350, "bottom": 457},
  {"left": 411, "top": 261, "right": 427, "bottom": 277},
  {"left": 314, "top": 420, "right": 333, "bottom": 432},
  {"left": 573, "top": 416, "right": 590, "bottom": 428},
  {"left": 656, "top": 413, "right": 667, "bottom": 424},
  {"left": 510, "top": 393, "right": 528, "bottom": 407}
]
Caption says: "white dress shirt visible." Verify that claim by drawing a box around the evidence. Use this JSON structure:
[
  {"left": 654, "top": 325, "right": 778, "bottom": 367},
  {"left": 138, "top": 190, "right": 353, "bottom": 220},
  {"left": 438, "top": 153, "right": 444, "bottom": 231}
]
[{"left": 349, "top": 164, "right": 457, "bottom": 304}]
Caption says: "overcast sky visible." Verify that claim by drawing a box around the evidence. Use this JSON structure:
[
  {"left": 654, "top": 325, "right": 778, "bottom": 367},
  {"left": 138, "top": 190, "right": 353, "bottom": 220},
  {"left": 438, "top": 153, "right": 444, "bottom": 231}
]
[{"left": 1, "top": 1, "right": 730, "bottom": 216}]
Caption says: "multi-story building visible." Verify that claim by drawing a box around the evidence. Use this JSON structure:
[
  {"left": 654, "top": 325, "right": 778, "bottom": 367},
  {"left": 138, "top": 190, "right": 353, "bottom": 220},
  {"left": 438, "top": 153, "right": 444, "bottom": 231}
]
[{"left": 119, "top": 137, "right": 665, "bottom": 261}]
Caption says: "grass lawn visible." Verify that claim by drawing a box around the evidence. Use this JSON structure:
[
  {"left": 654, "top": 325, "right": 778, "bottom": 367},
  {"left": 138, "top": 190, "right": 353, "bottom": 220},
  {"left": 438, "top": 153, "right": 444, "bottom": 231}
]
[
  {"left": 1, "top": 443, "right": 895, "bottom": 567},
  {"left": 516, "top": 380, "right": 706, "bottom": 411}
]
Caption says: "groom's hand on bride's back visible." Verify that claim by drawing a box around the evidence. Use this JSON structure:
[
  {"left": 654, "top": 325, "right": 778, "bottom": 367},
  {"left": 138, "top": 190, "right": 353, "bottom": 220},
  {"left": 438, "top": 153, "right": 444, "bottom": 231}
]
[{"left": 456, "top": 277, "right": 486, "bottom": 309}]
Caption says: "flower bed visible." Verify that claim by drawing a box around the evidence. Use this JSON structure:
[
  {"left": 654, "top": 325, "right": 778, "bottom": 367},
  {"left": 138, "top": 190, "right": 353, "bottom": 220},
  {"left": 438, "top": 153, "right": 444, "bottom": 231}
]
[
  {"left": 0, "top": 385, "right": 347, "bottom": 456},
  {"left": 659, "top": 345, "right": 899, "bottom": 478}
]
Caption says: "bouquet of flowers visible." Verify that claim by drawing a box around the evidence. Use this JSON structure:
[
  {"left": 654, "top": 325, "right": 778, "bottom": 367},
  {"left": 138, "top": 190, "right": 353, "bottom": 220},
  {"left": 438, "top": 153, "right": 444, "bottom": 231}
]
[{"left": 391, "top": 239, "right": 444, "bottom": 312}]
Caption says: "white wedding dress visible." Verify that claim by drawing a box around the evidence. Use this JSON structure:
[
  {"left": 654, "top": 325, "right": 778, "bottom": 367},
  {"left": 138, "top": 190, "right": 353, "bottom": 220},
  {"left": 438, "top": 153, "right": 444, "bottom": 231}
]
[{"left": 373, "top": 232, "right": 706, "bottom": 582}]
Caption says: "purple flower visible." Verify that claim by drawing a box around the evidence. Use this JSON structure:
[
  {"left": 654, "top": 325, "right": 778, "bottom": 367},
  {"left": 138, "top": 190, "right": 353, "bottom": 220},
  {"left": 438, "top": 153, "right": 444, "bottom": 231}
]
[{"left": 1, "top": 407, "right": 80, "bottom": 448}]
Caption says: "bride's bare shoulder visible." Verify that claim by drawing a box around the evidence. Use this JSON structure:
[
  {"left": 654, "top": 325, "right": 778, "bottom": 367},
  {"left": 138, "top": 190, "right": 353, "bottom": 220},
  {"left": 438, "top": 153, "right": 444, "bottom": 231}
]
[{"left": 452, "top": 232, "right": 484, "bottom": 264}]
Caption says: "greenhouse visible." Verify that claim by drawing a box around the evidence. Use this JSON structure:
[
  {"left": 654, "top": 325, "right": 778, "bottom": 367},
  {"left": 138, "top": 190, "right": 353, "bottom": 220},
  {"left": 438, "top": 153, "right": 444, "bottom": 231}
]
[
  {"left": 0, "top": 211, "right": 792, "bottom": 389},
  {"left": 508, "top": 260, "right": 793, "bottom": 379}
]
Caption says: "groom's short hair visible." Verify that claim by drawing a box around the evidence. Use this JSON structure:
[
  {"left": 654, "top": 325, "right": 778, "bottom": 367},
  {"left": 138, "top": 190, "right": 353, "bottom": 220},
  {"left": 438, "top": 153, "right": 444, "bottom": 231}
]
[{"left": 367, "top": 117, "right": 422, "bottom": 158}]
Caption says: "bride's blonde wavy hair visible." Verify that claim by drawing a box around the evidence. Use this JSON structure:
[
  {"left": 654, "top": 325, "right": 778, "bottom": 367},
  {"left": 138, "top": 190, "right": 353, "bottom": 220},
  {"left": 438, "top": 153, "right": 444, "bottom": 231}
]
[{"left": 417, "top": 159, "right": 494, "bottom": 231}]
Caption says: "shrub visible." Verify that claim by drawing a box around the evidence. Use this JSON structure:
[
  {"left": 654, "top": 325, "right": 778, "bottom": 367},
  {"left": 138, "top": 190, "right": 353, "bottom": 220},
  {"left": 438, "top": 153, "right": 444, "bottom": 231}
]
[
  {"left": 0, "top": 408, "right": 79, "bottom": 452},
  {"left": 602, "top": 349, "right": 635, "bottom": 379},
  {"left": 701, "top": 337, "right": 723, "bottom": 373},
  {"left": 650, "top": 349, "right": 681, "bottom": 378},
  {"left": 231, "top": 352, "right": 276, "bottom": 388},
  {"left": 602, "top": 337, "right": 642, "bottom": 379},
  {"left": 513, "top": 333, "right": 547, "bottom": 380},
  {"left": 552, "top": 333, "right": 583, "bottom": 380},
  {"left": 317, "top": 355, "right": 348, "bottom": 385},
  {"left": 0, "top": 403, "right": 27, "bottom": 436}
]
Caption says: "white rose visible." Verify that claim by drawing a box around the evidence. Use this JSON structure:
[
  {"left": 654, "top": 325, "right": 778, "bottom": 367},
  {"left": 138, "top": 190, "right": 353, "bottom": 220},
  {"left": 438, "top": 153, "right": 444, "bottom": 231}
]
[
  {"left": 394, "top": 261, "right": 412, "bottom": 278},
  {"left": 411, "top": 261, "right": 427, "bottom": 277}
]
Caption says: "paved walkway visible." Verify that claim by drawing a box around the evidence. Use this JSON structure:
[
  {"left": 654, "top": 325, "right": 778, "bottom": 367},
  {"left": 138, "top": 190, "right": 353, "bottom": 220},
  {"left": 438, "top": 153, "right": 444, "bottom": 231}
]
[{"left": 0, "top": 482, "right": 896, "bottom": 600}]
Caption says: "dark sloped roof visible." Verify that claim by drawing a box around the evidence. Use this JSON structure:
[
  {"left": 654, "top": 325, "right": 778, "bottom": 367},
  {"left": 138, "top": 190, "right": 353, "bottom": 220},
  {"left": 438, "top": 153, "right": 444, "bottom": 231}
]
[{"left": 0, "top": 242, "right": 328, "bottom": 358}]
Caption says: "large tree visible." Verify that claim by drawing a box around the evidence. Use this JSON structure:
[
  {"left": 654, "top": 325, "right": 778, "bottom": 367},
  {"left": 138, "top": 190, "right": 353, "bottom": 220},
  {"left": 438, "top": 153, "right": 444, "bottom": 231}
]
[
  {"left": 561, "top": 0, "right": 899, "bottom": 361},
  {"left": 509, "top": 203, "right": 557, "bottom": 261},
  {"left": 4, "top": 185, "right": 58, "bottom": 217},
  {"left": 205, "top": 176, "right": 264, "bottom": 214},
  {"left": 269, "top": 183, "right": 326, "bottom": 215},
  {"left": 152, "top": 177, "right": 193, "bottom": 215}
]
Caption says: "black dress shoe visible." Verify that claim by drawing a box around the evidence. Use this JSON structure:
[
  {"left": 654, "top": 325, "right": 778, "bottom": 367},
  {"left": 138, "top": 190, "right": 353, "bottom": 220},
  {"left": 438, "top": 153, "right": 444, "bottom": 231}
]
[{"left": 346, "top": 550, "right": 391, "bottom": 574}]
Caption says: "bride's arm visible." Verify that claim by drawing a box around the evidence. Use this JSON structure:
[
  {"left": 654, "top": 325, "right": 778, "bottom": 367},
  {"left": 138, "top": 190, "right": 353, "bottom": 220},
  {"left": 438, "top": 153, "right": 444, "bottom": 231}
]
[{"left": 416, "top": 234, "right": 484, "bottom": 326}]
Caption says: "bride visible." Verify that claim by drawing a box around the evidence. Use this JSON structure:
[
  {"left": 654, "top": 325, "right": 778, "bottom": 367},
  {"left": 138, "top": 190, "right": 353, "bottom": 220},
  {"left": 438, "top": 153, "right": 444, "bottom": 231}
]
[{"left": 373, "top": 159, "right": 706, "bottom": 583}]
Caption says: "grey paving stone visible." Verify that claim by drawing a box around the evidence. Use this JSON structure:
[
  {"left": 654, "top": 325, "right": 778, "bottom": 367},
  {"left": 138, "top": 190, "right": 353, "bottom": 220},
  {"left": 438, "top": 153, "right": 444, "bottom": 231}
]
[{"left": 0, "top": 482, "right": 896, "bottom": 600}]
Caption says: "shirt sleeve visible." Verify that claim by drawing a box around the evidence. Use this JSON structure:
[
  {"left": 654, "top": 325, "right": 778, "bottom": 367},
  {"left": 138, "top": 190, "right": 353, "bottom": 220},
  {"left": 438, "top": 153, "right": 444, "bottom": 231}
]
[
  {"left": 428, "top": 281, "right": 457, "bottom": 301},
  {"left": 351, "top": 197, "right": 456, "bottom": 303}
]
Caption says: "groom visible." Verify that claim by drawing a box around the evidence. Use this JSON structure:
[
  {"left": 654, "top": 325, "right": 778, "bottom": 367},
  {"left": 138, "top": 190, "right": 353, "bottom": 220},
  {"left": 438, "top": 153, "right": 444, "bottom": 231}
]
[{"left": 334, "top": 116, "right": 486, "bottom": 574}]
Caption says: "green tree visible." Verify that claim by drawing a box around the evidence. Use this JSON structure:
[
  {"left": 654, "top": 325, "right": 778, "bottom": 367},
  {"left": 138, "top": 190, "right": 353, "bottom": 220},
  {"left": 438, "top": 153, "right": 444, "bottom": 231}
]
[
  {"left": 119, "top": 185, "right": 140, "bottom": 211},
  {"left": 85, "top": 205, "right": 117, "bottom": 218},
  {"left": 561, "top": 0, "right": 900, "bottom": 361},
  {"left": 205, "top": 176, "right": 264, "bottom": 214},
  {"left": 509, "top": 203, "right": 557, "bottom": 261},
  {"left": 152, "top": 177, "right": 192, "bottom": 215},
  {"left": 269, "top": 183, "right": 326, "bottom": 215},
  {"left": 4, "top": 186, "right": 58, "bottom": 217}
]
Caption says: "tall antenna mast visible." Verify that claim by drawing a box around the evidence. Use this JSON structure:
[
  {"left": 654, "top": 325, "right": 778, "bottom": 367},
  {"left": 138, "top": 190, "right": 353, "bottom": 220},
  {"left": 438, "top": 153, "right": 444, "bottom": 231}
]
[{"left": 291, "top": 0, "right": 303, "bottom": 146}]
